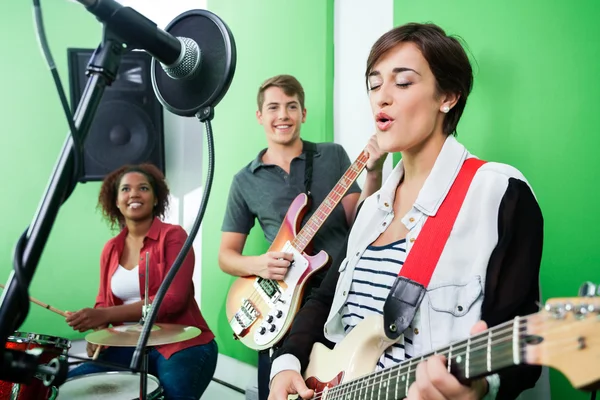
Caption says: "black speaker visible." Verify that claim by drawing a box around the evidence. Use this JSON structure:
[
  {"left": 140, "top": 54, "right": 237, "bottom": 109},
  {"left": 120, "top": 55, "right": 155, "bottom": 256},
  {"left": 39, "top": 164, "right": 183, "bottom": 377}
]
[{"left": 68, "top": 48, "right": 165, "bottom": 182}]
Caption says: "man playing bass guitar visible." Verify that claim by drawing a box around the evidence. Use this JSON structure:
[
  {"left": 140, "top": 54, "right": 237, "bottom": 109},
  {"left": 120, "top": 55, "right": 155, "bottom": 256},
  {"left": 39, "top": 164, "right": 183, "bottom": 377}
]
[{"left": 218, "top": 74, "right": 386, "bottom": 400}]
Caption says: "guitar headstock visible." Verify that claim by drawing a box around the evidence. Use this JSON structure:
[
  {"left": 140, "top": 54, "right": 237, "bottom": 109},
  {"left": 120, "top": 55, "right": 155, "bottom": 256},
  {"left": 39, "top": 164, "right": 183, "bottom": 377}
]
[{"left": 525, "top": 283, "right": 600, "bottom": 391}]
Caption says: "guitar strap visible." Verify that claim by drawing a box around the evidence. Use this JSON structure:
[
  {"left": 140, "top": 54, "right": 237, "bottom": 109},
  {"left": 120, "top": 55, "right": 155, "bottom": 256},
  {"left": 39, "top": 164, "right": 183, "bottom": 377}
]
[
  {"left": 303, "top": 140, "right": 316, "bottom": 198},
  {"left": 383, "top": 157, "right": 487, "bottom": 339}
]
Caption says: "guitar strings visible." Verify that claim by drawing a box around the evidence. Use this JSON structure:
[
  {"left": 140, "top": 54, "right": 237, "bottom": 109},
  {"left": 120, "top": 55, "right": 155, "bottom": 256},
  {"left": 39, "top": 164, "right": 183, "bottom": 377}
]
[
  {"left": 324, "top": 319, "right": 525, "bottom": 396},
  {"left": 244, "top": 181, "right": 351, "bottom": 307},
  {"left": 319, "top": 322, "right": 597, "bottom": 399},
  {"left": 321, "top": 344, "right": 584, "bottom": 400},
  {"left": 294, "top": 157, "right": 365, "bottom": 251},
  {"left": 235, "top": 155, "right": 367, "bottom": 343},
  {"left": 321, "top": 332, "right": 519, "bottom": 399},
  {"left": 310, "top": 313, "right": 597, "bottom": 400},
  {"left": 309, "top": 324, "right": 522, "bottom": 400}
]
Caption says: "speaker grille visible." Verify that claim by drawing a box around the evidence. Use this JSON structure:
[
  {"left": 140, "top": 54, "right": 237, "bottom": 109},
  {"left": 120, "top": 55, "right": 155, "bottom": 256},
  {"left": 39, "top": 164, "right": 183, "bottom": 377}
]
[
  {"left": 68, "top": 49, "right": 165, "bottom": 182},
  {"left": 86, "top": 100, "right": 155, "bottom": 167}
]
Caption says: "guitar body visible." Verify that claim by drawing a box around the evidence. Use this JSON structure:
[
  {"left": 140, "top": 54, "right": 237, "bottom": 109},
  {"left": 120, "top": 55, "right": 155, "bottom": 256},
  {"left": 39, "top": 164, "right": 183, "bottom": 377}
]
[
  {"left": 300, "top": 296, "right": 600, "bottom": 400},
  {"left": 304, "top": 315, "right": 396, "bottom": 393},
  {"left": 226, "top": 193, "right": 330, "bottom": 351}
]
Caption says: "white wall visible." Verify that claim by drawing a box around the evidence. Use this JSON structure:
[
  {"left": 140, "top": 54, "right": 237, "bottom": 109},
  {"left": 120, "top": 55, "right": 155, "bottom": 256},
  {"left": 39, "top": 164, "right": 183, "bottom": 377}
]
[
  {"left": 117, "top": 0, "right": 205, "bottom": 29},
  {"left": 121, "top": 0, "right": 397, "bottom": 336},
  {"left": 82, "top": 2, "right": 399, "bottom": 397},
  {"left": 333, "top": 0, "right": 394, "bottom": 185},
  {"left": 124, "top": 1, "right": 398, "bottom": 397},
  {"left": 73, "top": 2, "right": 251, "bottom": 398},
  {"left": 117, "top": 0, "right": 207, "bottom": 309},
  {"left": 73, "top": 3, "right": 552, "bottom": 400},
  {"left": 334, "top": 4, "right": 551, "bottom": 399}
]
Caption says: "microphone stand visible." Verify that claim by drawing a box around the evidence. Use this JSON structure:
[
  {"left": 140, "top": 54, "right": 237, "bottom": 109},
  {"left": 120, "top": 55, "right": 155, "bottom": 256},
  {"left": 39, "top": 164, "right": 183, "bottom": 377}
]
[
  {"left": 0, "top": 27, "right": 128, "bottom": 383},
  {"left": 139, "top": 252, "right": 151, "bottom": 399}
]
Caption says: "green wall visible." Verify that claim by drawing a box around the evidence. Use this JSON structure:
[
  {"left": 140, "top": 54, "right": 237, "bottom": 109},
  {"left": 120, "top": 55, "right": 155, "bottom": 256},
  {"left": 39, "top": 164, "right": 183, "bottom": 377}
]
[
  {"left": 394, "top": 1, "right": 600, "bottom": 398},
  {"left": 0, "top": 3, "right": 113, "bottom": 340},
  {"left": 1, "top": 0, "right": 336, "bottom": 368},
  {"left": 3, "top": 2, "right": 596, "bottom": 397},
  {"left": 0, "top": 1, "right": 110, "bottom": 339},
  {"left": 202, "top": 0, "right": 334, "bottom": 365}
]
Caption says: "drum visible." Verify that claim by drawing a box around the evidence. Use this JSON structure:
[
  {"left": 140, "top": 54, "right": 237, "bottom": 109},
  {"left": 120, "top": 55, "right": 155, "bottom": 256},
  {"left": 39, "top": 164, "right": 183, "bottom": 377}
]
[
  {"left": 1, "top": 332, "right": 70, "bottom": 400},
  {"left": 56, "top": 372, "right": 163, "bottom": 400}
]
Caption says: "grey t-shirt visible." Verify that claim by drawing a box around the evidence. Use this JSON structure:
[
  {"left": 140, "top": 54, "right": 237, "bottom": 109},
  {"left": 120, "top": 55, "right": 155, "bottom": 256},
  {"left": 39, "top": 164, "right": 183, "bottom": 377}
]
[{"left": 222, "top": 141, "right": 361, "bottom": 268}]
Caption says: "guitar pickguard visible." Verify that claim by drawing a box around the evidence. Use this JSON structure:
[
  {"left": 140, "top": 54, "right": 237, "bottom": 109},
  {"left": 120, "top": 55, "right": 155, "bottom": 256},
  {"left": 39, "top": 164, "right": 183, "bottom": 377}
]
[
  {"left": 225, "top": 149, "right": 370, "bottom": 350},
  {"left": 251, "top": 241, "right": 309, "bottom": 346}
]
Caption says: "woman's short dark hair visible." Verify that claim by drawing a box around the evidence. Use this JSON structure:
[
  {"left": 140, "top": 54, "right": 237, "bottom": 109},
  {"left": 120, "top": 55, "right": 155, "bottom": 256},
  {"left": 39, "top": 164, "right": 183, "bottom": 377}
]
[
  {"left": 98, "top": 163, "right": 170, "bottom": 230},
  {"left": 366, "top": 23, "right": 473, "bottom": 136}
]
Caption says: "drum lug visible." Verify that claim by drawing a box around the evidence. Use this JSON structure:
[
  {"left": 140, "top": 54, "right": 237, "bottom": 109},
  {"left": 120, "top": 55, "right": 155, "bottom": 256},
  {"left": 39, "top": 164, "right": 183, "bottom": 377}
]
[
  {"left": 10, "top": 382, "right": 21, "bottom": 400},
  {"left": 49, "top": 385, "right": 59, "bottom": 400}
]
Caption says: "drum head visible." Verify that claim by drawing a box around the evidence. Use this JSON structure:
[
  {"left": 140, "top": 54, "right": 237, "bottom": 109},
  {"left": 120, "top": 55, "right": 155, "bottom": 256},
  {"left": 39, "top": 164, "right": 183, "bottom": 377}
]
[
  {"left": 8, "top": 331, "right": 71, "bottom": 350},
  {"left": 58, "top": 372, "right": 161, "bottom": 399}
]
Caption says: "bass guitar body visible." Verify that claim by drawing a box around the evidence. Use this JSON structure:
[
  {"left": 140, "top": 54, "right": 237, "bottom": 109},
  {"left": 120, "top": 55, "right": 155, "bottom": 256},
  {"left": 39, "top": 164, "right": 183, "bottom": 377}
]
[{"left": 226, "top": 193, "right": 329, "bottom": 351}]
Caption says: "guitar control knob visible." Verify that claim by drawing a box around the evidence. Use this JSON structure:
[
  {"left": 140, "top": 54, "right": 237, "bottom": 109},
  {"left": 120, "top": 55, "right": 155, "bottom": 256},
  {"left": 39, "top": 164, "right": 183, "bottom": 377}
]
[
  {"left": 276, "top": 310, "right": 283, "bottom": 318},
  {"left": 267, "top": 315, "right": 274, "bottom": 323},
  {"left": 269, "top": 324, "right": 276, "bottom": 332},
  {"left": 259, "top": 327, "right": 266, "bottom": 335}
]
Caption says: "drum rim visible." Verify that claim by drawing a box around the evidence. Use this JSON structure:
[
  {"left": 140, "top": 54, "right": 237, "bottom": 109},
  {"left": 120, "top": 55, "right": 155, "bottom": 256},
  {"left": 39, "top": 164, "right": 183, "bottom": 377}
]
[
  {"left": 60, "top": 371, "right": 162, "bottom": 397},
  {"left": 8, "top": 332, "right": 71, "bottom": 348}
]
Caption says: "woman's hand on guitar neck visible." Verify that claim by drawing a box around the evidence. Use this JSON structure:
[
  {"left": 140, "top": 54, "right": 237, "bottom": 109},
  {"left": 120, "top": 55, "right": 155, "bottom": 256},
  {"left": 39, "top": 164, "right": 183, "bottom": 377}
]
[
  {"left": 407, "top": 320, "right": 490, "bottom": 400},
  {"left": 254, "top": 252, "right": 294, "bottom": 280},
  {"left": 268, "top": 370, "right": 313, "bottom": 400}
]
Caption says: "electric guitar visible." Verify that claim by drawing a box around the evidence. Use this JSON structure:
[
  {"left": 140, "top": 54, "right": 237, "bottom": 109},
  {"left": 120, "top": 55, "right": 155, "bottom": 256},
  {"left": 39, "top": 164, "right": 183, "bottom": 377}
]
[
  {"left": 225, "top": 147, "right": 370, "bottom": 350},
  {"left": 301, "top": 295, "right": 600, "bottom": 399}
]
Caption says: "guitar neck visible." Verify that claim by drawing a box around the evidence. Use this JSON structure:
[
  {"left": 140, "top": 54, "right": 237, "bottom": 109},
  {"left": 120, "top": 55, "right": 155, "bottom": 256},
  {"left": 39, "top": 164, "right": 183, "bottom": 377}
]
[
  {"left": 292, "top": 149, "right": 369, "bottom": 252},
  {"left": 326, "top": 316, "right": 528, "bottom": 400}
]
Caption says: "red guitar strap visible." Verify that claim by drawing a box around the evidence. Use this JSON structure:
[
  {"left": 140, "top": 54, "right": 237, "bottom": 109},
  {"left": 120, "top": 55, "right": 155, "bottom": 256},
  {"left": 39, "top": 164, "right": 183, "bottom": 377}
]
[{"left": 383, "top": 157, "right": 487, "bottom": 339}]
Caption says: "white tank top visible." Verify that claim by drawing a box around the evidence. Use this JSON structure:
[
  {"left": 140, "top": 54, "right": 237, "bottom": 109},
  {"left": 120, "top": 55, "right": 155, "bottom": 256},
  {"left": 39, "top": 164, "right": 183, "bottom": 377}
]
[{"left": 111, "top": 265, "right": 141, "bottom": 305}]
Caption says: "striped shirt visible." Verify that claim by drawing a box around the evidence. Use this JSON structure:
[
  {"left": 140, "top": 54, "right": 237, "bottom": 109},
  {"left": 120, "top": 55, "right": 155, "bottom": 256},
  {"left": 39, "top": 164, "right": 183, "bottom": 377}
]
[{"left": 340, "top": 238, "right": 417, "bottom": 370}]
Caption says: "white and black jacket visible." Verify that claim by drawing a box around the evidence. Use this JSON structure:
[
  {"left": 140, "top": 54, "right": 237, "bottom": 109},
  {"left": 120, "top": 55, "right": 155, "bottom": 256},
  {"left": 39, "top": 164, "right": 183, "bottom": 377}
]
[{"left": 271, "top": 135, "right": 543, "bottom": 399}]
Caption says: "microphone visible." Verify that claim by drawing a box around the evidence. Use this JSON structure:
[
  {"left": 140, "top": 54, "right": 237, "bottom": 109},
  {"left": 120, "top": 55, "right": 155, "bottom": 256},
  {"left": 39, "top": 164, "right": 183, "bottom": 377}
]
[
  {"left": 75, "top": 0, "right": 236, "bottom": 117},
  {"left": 0, "top": 0, "right": 233, "bottom": 389},
  {"left": 76, "top": 0, "right": 197, "bottom": 79}
]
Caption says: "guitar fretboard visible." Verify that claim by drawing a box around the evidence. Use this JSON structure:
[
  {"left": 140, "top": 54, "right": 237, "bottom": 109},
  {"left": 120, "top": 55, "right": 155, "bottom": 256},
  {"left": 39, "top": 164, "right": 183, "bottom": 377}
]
[
  {"left": 324, "top": 316, "right": 527, "bottom": 400},
  {"left": 292, "top": 150, "right": 369, "bottom": 252}
]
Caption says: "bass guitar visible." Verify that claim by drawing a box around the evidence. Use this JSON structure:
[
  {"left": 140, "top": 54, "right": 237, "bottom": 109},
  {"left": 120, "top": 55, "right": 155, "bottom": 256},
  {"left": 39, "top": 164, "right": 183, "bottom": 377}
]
[{"left": 226, "top": 147, "right": 370, "bottom": 350}]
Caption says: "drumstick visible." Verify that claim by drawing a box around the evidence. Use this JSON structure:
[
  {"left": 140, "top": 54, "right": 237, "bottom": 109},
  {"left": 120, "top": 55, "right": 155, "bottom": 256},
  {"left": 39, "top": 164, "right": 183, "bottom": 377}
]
[
  {"left": 92, "top": 345, "right": 102, "bottom": 360},
  {"left": 0, "top": 283, "right": 68, "bottom": 317}
]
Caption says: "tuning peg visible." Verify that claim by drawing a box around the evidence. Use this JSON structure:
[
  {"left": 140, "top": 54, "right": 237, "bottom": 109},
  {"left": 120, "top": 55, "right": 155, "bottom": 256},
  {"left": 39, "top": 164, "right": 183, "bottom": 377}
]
[
  {"left": 545, "top": 302, "right": 567, "bottom": 319},
  {"left": 578, "top": 281, "right": 597, "bottom": 297},
  {"left": 574, "top": 304, "right": 590, "bottom": 319}
]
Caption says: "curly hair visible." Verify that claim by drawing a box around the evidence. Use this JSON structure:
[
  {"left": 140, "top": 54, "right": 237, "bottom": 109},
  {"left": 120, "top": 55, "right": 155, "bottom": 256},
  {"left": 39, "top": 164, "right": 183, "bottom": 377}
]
[{"left": 97, "top": 163, "right": 170, "bottom": 230}]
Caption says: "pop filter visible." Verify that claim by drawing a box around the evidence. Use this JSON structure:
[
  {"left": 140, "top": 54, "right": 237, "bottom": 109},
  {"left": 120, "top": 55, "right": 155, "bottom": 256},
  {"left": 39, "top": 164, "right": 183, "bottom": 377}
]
[
  {"left": 152, "top": 9, "right": 236, "bottom": 117},
  {"left": 0, "top": 2, "right": 236, "bottom": 394}
]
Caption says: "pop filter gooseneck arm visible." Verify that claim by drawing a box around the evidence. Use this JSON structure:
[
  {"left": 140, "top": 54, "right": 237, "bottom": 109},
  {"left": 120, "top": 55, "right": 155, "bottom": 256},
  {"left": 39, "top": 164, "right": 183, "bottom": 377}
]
[
  {"left": 0, "top": 2, "right": 236, "bottom": 394},
  {"left": 129, "top": 9, "right": 237, "bottom": 381}
]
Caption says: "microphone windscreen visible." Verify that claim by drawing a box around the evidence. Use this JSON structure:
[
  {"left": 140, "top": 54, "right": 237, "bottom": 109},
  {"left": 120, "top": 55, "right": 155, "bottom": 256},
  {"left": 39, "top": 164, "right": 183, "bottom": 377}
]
[{"left": 151, "top": 9, "right": 236, "bottom": 117}]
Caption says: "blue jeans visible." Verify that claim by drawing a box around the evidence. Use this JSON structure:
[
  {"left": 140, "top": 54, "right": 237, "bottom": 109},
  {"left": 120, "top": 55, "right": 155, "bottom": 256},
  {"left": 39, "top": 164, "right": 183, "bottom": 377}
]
[{"left": 67, "top": 340, "right": 218, "bottom": 400}]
